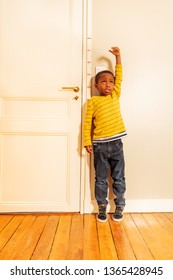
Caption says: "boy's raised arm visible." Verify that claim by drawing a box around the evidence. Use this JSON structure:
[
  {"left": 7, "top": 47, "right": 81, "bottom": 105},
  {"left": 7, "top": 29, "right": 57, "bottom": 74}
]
[
  {"left": 109, "top": 46, "right": 121, "bottom": 64},
  {"left": 109, "top": 47, "right": 122, "bottom": 97}
]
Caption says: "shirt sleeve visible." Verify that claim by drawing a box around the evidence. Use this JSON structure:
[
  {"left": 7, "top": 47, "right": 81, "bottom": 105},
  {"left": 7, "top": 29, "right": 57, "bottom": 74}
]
[
  {"left": 84, "top": 98, "right": 94, "bottom": 147},
  {"left": 112, "top": 64, "right": 122, "bottom": 98}
]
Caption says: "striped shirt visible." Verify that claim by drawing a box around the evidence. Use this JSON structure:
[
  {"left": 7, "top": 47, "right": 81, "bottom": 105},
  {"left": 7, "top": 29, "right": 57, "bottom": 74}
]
[{"left": 84, "top": 64, "right": 127, "bottom": 147}]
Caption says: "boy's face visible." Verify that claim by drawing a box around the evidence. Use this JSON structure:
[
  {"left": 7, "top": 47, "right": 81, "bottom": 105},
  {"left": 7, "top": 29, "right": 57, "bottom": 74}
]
[{"left": 95, "top": 73, "right": 114, "bottom": 96}]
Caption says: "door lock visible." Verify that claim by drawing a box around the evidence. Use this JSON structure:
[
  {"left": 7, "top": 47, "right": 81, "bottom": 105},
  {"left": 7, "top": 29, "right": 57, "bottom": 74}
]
[{"left": 73, "top": 95, "right": 79, "bottom": 100}]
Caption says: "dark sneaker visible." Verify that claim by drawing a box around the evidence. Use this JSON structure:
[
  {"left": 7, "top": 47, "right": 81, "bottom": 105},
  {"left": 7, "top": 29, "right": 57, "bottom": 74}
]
[
  {"left": 112, "top": 206, "right": 123, "bottom": 222},
  {"left": 97, "top": 204, "right": 107, "bottom": 222}
]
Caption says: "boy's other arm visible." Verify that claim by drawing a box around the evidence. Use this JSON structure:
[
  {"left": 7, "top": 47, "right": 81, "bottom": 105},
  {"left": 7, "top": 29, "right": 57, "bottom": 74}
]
[{"left": 84, "top": 99, "right": 93, "bottom": 153}]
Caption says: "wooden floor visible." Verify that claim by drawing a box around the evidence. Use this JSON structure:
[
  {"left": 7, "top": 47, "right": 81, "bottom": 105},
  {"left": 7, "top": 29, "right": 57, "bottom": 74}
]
[{"left": 0, "top": 212, "right": 173, "bottom": 260}]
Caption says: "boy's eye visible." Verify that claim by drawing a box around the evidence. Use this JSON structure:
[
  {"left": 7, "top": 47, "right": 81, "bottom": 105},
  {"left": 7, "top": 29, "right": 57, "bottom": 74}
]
[{"left": 101, "top": 80, "right": 114, "bottom": 84}]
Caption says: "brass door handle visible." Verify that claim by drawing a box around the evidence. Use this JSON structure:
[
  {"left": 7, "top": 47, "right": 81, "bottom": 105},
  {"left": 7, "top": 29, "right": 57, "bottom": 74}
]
[{"left": 62, "top": 86, "right": 79, "bottom": 92}]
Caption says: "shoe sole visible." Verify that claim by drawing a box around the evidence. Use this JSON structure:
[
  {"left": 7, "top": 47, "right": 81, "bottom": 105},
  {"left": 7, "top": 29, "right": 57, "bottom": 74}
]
[
  {"left": 112, "top": 216, "right": 123, "bottom": 222},
  {"left": 97, "top": 217, "right": 107, "bottom": 223}
]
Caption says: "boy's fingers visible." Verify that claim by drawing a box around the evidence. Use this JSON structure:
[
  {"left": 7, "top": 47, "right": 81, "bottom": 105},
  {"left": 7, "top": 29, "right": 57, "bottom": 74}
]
[{"left": 85, "top": 146, "right": 92, "bottom": 153}]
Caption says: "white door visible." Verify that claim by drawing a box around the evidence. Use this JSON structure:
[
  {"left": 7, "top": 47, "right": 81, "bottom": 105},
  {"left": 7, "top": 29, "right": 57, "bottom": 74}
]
[{"left": 0, "top": 0, "right": 82, "bottom": 212}]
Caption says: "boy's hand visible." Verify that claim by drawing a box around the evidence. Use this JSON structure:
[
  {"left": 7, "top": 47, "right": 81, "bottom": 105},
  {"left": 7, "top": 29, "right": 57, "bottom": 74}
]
[
  {"left": 85, "top": 145, "right": 92, "bottom": 154},
  {"left": 109, "top": 46, "right": 120, "bottom": 56},
  {"left": 109, "top": 47, "right": 121, "bottom": 64}
]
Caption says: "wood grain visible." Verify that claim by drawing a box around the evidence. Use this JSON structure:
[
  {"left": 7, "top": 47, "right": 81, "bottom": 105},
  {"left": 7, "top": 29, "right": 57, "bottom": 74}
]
[{"left": 0, "top": 213, "right": 173, "bottom": 260}]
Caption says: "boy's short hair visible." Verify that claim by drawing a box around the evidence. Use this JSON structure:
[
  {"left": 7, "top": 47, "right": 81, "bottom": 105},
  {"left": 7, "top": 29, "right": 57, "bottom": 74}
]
[{"left": 95, "top": 70, "right": 115, "bottom": 84}]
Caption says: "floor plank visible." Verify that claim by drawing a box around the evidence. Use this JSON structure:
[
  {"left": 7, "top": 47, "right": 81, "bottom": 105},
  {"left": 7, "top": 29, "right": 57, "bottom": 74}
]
[
  {"left": 97, "top": 216, "right": 118, "bottom": 260},
  {"left": 49, "top": 214, "right": 71, "bottom": 260},
  {"left": 123, "top": 213, "right": 154, "bottom": 260},
  {"left": 0, "top": 215, "right": 14, "bottom": 232},
  {"left": 32, "top": 215, "right": 59, "bottom": 260},
  {"left": 83, "top": 214, "right": 100, "bottom": 260},
  {"left": 131, "top": 213, "right": 168, "bottom": 260},
  {"left": 0, "top": 215, "right": 24, "bottom": 252},
  {"left": 0, "top": 214, "right": 36, "bottom": 260},
  {"left": 12, "top": 215, "right": 48, "bottom": 260},
  {"left": 109, "top": 215, "right": 136, "bottom": 260},
  {"left": 66, "top": 213, "right": 83, "bottom": 260},
  {"left": 154, "top": 213, "right": 173, "bottom": 233},
  {"left": 0, "top": 212, "right": 173, "bottom": 260},
  {"left": 164, "top": 212, "right": 173, "bottom": 223},
  {"left": 142, "top": 213, "right": 173, "bottom": 259}
]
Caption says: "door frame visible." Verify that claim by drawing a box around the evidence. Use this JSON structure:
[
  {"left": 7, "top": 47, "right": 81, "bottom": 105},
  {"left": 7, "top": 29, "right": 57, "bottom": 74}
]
[{"left": 80, "top": 0, "right": 92, "bottom": 214}]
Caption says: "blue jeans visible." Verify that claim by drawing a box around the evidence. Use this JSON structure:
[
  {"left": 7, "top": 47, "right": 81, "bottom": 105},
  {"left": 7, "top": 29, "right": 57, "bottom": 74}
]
[{"left": 93, "top": 139, "right": 126, "bottom": 208}]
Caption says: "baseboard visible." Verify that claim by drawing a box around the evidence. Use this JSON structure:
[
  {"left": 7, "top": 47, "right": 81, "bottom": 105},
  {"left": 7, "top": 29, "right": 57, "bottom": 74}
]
[
  {"left": 0, "top": 199, "right": 172, "bottom": 213},
  {"left": 83, "top": 199, "right": 173, "bottom": 213}
]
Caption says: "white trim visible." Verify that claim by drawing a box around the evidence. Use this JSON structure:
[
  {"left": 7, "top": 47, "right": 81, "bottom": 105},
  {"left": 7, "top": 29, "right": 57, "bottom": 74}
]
[
  {"left": 80, "top": 0, "right": 92, "bottom": 214},
  {"left": 125, "top": 199, "right": 173, "bottom": 213},
  {"left": 83, "top": 199, "right": 173, "bottom": 213},
  {"left": 2, "top": 199, "right": 172, "bottom": 213}
]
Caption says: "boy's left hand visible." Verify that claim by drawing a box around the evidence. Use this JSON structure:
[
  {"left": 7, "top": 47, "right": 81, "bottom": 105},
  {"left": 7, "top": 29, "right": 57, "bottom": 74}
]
[
  {"left": 109, "top": 47, "right": 120, "bottom": 56},
  {"left": 85, "top": 145, "right": 92, "bottom": 154}
]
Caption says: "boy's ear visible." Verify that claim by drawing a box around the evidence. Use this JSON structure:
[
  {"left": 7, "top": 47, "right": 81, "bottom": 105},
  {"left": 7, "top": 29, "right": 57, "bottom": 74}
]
[{"left": 94, "top": 83, "right": 98, "bottom": 89}]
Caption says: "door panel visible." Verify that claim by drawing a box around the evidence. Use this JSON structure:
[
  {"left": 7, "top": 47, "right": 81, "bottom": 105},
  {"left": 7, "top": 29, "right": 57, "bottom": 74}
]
[{"left": 0, "top": 0, "right": 82, "bottom": 212}]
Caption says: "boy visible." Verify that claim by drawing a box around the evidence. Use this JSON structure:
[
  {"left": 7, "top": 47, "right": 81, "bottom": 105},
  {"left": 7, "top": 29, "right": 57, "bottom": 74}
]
[{"left": 84, "top": 47, "right": 127, "bottom": 222}]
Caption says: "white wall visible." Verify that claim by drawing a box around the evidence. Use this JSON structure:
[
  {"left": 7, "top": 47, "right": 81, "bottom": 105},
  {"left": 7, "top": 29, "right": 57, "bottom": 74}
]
[{"left": 88, "top": 0, "right": 173, "bottom": 212}]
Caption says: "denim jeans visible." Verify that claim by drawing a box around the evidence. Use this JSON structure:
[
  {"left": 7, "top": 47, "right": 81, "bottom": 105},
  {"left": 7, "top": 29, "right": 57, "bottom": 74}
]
[{"left": 93, "top": 139, "right": 126, "bottom": 208}]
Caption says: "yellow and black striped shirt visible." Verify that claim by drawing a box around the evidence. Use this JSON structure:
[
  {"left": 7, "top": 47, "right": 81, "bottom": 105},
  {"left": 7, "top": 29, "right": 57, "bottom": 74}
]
[{"left": 84, "top": 64, "right": 126, "bottom": 147}]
